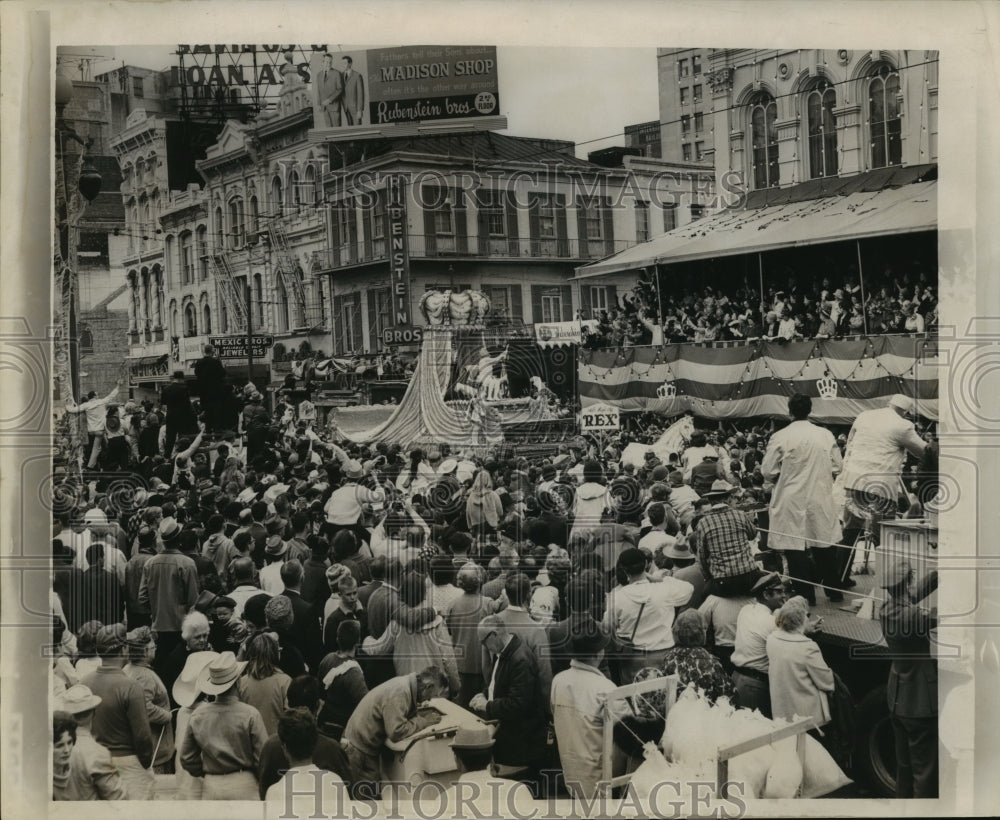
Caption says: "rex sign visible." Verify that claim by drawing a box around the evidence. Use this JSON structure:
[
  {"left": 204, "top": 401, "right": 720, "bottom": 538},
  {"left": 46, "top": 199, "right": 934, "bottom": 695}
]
[{"left": 580, "top": 402, "right": 621, "bottom": 432}]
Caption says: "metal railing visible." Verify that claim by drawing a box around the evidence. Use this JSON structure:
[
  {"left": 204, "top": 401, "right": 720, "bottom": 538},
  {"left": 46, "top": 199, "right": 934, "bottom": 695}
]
[{"left": 311, "top": 235, "right": 638, "bottom": 272}]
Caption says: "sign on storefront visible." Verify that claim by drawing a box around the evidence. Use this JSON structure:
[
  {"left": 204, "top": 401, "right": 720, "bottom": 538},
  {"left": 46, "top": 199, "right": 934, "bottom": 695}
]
[
  {"left": 382, "top": 325, "right": 423, "bottom": 346},
  {"left": 210, "top": 335, "right": 275, "bottom": 358}
]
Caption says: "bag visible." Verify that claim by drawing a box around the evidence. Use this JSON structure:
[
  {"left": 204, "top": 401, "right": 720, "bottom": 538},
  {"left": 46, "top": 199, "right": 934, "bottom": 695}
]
[{"left": 608, "top": 600, "right": 647, "bottom": 685}]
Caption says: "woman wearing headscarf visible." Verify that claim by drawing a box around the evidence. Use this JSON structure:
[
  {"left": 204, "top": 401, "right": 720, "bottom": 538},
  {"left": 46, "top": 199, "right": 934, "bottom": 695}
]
[{"left": 465, "top": 470, "right": 503, "bottom": 543}]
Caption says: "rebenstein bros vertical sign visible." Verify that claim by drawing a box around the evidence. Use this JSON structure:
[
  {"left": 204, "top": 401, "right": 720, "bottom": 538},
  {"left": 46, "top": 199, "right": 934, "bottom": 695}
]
[{"left": 311, "top": 45, "right": 501, "bottom": 135}]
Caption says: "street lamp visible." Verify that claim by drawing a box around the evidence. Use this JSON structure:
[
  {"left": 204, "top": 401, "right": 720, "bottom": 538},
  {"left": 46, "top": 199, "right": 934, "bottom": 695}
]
[{"left": 54, "top": 63, "right": 102, "bottom": 472}]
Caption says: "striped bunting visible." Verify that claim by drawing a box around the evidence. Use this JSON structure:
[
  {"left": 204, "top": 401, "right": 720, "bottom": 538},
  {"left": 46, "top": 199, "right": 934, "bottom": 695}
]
[{"left": 578, "top": 334, "right": 938, "bottom": 423}]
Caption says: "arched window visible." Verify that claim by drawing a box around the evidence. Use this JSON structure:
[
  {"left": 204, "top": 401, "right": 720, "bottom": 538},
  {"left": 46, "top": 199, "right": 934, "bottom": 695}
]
[
  {"left": 79, "top": 327, "right": 94, "bottom": 353},
  {"left": 250, "top": 195, "right": 260, "bottom": 234},
  {"left": 289, "top": 169, "right": 301, "bottom": 211},
  {"left": 202, "top": 302, "right": 212, "bottom": 334},
  {"left": 869, "top": 62, "right": 902, "bottom": 168},
  {"left": 275, "top": 279, "right": 289, "bottom": 332},
  {"left": 140, "top": 197, "right": 151, "bottom": 249},
  {"left": 254, "top": 273, "right": 264, "bottom": 327},
  {"left": 196, "top": 226, "right": 208, "bottom": 280},
  {"left": 164, "top": 234, "right": 175, "bottom": 287},
  {"left": 220, "top": 300, "right": 229, "bottom": 333},
  {"left": 750, "top": 92, "right": 779, "bottom": 189},
  {"left": 806, "top": 80, "right": 838, "bottom": 178},
  {"left": 179, "top": 231, "right": 193, "bottom": 285},
  {"left": 229, "top": 197, "right": 245, "bottom": 249},
  {"left": 153, "top": 267, "right": 164, "bottom": 326},
  {"left": 303, "top": 165, "right": 316, "bottom": 207},
  {"left": 215, "top": 206, "right": 224, "bottom": 251},
  {"left": 141, "top": 270, "right": 152, "bottom": 324},
  {"left": 169, "top": 301, "right": 178, "bottom": 338},
  {"left": 184, "top": 303, "right": 198, "bottom": 337},
  {"left": 271, "top": 176, "right": 284, "bottom": 216}
]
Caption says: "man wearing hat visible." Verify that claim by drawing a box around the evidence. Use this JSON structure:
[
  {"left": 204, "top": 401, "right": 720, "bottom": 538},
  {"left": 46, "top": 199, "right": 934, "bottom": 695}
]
[
  {"left": 550, "top": 614, "right": 629, "bottom": 800},
  {"left": 880, "top": 559, "right": 939, "bottom": 798},
  {"left": 761, "top": 393, "right": 845, "bottom": 604},
  {"left": 690, "top": 479, "right": 762, "bottom": 598},
  {"left": 837, "top": 393, "right": 930, "bottom": 581},
  {"left": 665, "top": 538, "right": 707, "bottom": 610},
  {"left": 730, "top": 572, "right": 788, "bottom": 717},
  {"left": 447, "top": 723, "right": 534, "bottom": 815},
  {"left": 323, "top": 460, "right": 381, "bottom": 546},
  {"left": 604, "top": 547, "right": 694, "bottom": 684},
  {"left": 139, "top": 518, "right": 199, "bottom": 669},
  {"left": 161, "top": 370, "right": 198, "bottom": 459},
  {"left": 260, "top": 521, "right": 290, "bottom": 594},
  {"left": 80, "top": 624, "right": 155, "bottom": 798},
  {"left": 53, "top": 685, "right": 128, "bottom": 800},
  {"left": 341, "top": 666, "right": 449, "bottom": 796},
  {"left": 193, "top": 344, "right": 227, "bottom": 434},
  {"left": 180, "top": 651, "right": 267, "bottom": 799},
  {"left": 469, "top": 616, "right": 549, "bottom": 796}
]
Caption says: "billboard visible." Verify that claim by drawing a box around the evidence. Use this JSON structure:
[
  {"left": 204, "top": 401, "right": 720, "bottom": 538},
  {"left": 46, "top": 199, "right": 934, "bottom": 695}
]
[{"left": 310, "top": 45, "right": 502, "bottom": 136}]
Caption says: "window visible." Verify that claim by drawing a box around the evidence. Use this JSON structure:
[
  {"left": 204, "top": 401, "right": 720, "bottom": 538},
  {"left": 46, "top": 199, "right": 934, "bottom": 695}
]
[
  {"left": 691, "top": 204, "right": 705, "bottom": 221},
  {"left": 678, "top": 59, "right": 689, "bottom": 78},
  {"left": 132, "top": 76, "right": 144, "bottom": 98},
  {"left": 692, "top": 54, "right": 702, "bottom": 74},
  {"left": 228, "top": 197, "right": 245, "bottom": 249},
  {"left": 582, "top": 201, "right": 603, "bottom": 240},
  {"left": 869, "top": 62, "right": 902, "bottom": 168},
  {"left": 202, "top": 303, "right": 212, "bottom": 335},
  {"left": 695, "top": 142, "right": 705, "bottom": 160},
  {"left": 253, "top": 274, "right": 264, "bottom": 327},
  {"left": 303, "top": 166, "right": 316, "bottom": 207},
  {"left": 179, "top": 232, "right": 193, "bottom": 285},
  {"left": 694, "top": 112, "right": 704, "bottom": 133},
  {"left": 484, "top": 285, "right": 514, "bottom": 321},
  {"left": 249, "top": 195, "right": 259, "bottom": 234},
  {"left": 434, "top": 199, "right": 454, "bottom": 235},
  {"left": 682, "top": 143, "right": 692, "bottom": 161},
  {"left": 588, "top": 286, "right": 610, "bottom": 315},
  {"left": 220, "top": 301, "right": 228, "bottom": 333},
  {"left": 196, "top": 227, "right": 208, "bottom": 280},
  {"left": 693, "top": 84, "right": 702, "bottom": 103},
  {"left": 373, "top": 191, "right": 386, "bottom": 241},
  {"left": 276, "top": 280, "right": 289, "bottom": 333},
  {"left": 663, "top": 203, "right": 677, "bottom": 231},
  {"left": 540, "top": 287, "right": 565, "bottom": 323},
  {"left": 184, "top": 303, "right": 197, "bottom": 337},
  {"left": 750, "top": 91, "right": 779, "bottom": 188},
  {"left": 807, "top": 80, "right": 838, "bottom": 178},
  {"left": 680, "top": 87, "right": 689, "bottom": 105},
  {"left": 538, "top": 195, "right": 556, "bottom": 239},
  {"left": 681, "top": 115, "right": 691, "bottom": 137},
  {"left": 635, "top": 202, "right": 649, "bottom": 242},
  {"left": 214, "top": 206, "right": 224, "bottom": 251},
  {"left": 367, "top": 287, "right": 391, "bottom": 351},
  {"left": 79, "top": 327, "right": 94, "bottom": 354},
  {"left": 289, "top": 170, "right": 301, "bottom": 210},
  {"left": 271, "top": 176, "right": 283, "bottom": 216}
]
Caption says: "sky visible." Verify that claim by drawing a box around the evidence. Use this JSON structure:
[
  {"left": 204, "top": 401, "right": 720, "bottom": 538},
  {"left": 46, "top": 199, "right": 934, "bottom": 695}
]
[{"left": 58, "top": 44, "right": 661, "bottom": 158}]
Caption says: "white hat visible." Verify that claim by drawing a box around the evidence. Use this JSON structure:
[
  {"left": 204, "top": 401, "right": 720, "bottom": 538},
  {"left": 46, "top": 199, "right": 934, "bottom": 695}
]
[
  {"left": 54, "top": 684, "right": 102, "bottom": 714},
  {"left": 438, "top": 458, "right": 458, "bottom": 476},
  {"left": 172, "top": 651, "right": 220, "bottom": 707},
  {"left": 888, "top": 394, "right": 916, "bottom": 415},
  {"left": 196, "top": 651, "right": 247, "bottom": 696}
]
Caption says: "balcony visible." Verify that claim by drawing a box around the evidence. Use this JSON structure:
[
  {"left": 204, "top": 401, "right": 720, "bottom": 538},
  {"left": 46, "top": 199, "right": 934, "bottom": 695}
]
[{"left": 311, "top": 235, "right": 639, "bottom": 273}]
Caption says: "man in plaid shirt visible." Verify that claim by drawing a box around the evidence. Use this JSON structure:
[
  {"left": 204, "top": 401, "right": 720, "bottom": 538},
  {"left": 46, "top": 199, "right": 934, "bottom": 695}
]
[{"left": 692, "top": 480, "right": 763, "bottom": 597}]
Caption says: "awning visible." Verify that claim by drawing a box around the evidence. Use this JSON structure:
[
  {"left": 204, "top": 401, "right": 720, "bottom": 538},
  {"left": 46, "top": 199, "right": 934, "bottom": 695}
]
[{"left": 576, "top": 178, "right": 936, "bottom": 279}]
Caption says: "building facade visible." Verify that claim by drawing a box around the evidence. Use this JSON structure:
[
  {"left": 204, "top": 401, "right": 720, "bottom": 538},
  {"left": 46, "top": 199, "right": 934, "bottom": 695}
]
[
  {"left": 624, "top": 120, "right": 662, "bottom": 159},
  {"left": 705, "top": 48, "right": 938, "bottom": 193},
  {"left": 656, "top": 48, "right": 711, "bottom": 163}
]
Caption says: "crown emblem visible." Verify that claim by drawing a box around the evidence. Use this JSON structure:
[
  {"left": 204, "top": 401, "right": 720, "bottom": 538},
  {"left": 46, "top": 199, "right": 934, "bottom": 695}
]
[
  {"left": 816, "top": 376, "right": 838, "bottom": 399},
  {"left": 657, "top": 380, "right": 677, "bottom": 399}
]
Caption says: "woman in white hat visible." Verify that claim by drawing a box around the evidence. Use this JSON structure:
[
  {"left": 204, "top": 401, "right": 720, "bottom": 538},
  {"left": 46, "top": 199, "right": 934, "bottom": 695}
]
[
  {"left": 52, "top": 686, "right": 127, "bottom": 800},
  {"left": 170, "top": 650, "right": 218, "bottom": 800},
  {"left": 179, "top": 651, "right": 267, "bottom": 800}
]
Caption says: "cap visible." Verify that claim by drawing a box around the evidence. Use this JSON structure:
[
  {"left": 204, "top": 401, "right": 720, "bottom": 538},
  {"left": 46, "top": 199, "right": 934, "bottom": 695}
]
[
  {"left": 888, "top": 394, "right": 916, "bottom": 415},
  {"left": 751, "top": 571, "right": 784, "bottom": 595},
  {"left": 451, "top": 724, "right": 494, "bottom": 750},
  {"left": 96, "top": 623, "right": 127, "bottom": 656}
]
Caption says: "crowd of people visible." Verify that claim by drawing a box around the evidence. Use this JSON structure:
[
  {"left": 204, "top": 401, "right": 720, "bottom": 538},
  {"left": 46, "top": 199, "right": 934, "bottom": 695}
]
[
  {"left": 580, "top": 266, "right": 937, "bottom": 349},
  {"left": 49, "top": 341, "right": 940, "bottom": 806}
]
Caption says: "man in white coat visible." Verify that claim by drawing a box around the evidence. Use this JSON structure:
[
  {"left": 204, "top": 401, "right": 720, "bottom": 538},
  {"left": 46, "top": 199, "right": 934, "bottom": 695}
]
[{"left": 761, "top": 393, "right": 843, "bottom": 604}]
